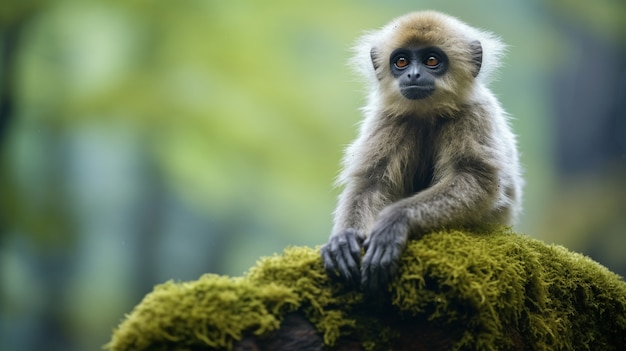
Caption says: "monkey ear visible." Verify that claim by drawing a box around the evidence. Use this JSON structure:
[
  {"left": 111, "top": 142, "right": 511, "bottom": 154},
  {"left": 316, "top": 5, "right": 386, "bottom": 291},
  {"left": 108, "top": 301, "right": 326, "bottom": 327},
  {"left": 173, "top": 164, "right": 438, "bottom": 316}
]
[
  {"left": 370, "top": 48, "right": 383, "bottom": 81},
  {"left": 469, "top": 40, "right": 483, "bottom": 78}
]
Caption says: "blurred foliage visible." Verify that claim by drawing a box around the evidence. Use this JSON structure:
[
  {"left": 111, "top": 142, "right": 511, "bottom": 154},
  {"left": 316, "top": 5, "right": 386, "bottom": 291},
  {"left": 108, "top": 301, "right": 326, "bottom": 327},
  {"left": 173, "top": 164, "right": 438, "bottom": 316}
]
[{"left": 0, "top": 1, "right": 624, "bottom": 351}]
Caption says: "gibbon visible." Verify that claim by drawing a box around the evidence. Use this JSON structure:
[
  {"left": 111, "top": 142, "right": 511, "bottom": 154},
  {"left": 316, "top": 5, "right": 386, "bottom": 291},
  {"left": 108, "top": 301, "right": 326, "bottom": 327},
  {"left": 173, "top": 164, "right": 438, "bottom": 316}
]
[{"left": 321, "top": 11, "right": 523, "bottom": 293}]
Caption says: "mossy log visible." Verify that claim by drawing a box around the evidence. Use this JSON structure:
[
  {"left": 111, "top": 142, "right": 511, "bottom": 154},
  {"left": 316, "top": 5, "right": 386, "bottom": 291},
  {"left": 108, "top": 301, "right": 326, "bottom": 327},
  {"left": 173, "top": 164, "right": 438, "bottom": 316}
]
[{"left": 106, "top": 228, "right": 626, "bottom": 351}]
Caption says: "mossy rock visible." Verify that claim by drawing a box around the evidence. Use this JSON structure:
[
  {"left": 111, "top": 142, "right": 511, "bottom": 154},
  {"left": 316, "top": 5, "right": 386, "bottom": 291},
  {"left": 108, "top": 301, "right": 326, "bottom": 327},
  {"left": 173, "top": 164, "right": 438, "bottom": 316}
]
[{"left": 106, "top": 228, "right": 626, "bottom": 350}]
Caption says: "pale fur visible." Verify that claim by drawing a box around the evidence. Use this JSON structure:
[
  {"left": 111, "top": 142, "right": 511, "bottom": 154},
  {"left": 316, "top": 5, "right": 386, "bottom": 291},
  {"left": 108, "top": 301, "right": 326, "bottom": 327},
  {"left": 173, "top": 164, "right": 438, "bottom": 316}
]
[{"left": 331, "top": 11, "right": 523, "bottom": 238}]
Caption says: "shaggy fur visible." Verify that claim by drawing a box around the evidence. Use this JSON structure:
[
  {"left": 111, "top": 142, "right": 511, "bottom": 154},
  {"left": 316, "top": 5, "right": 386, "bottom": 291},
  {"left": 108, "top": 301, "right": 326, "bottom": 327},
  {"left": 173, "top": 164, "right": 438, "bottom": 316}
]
[{"left": 324, "top": 11, "right": 523, "bottom": 292}]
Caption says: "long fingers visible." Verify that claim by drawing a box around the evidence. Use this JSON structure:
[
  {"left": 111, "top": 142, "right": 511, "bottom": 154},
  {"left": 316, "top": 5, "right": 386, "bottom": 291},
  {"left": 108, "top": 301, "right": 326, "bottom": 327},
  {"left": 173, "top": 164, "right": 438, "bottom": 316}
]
[
  {"left": 361, "top": 242, "right": 386, "bottom": 293},
  {"left": 360, "top": 219, "right": 407, "bottom": 295},
  {"left": 321, "top": 229, "right": 364, "bottom": 287}
]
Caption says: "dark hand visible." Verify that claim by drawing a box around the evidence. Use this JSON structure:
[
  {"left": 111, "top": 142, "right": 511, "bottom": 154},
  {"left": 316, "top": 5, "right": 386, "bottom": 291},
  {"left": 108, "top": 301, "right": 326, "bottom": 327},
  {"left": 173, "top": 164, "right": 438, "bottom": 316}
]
[
  {"left": 361, "top": 209, "right": 409, "bottom": 294},
  {"left": 321, "top": 229, "right": 365, "bottom": 287}
]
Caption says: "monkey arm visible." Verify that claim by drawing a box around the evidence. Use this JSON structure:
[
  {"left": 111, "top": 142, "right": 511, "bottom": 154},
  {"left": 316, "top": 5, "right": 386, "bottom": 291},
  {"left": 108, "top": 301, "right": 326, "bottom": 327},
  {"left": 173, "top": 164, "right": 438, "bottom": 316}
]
[
  {"left": 404, "top": 162, "right": 500, "bottom": 232},
  {"left": 361, "top": 165, "right": 499, "bottom": 293},
  {"left": 332, "top": 178, "right": 392, "bottom": 235},
  {"left": 361, "top": 118, "right": 502, "bottom": 293},
  {"left": 322, "top": 177, "right": 391, "bottom": 286},
  {"left": 322, "top": 129, "right": 405, "bottom": 287}
]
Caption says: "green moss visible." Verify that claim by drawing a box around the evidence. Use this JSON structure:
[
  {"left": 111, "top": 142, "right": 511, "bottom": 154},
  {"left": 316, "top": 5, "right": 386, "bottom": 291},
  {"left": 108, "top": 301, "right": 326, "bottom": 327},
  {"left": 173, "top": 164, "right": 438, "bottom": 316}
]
[
  {"left": 106, "top": 276, "right": 300, "bottom": 351},
  {"left": 106, "top": 228, "right": 626, "bottom": 351}
]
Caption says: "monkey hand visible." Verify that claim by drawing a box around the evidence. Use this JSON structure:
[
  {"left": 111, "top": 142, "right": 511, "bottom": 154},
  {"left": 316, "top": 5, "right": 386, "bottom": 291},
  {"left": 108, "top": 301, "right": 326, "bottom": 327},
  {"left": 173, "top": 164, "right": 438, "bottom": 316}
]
[
  {"left": 361, "top": 208, "right": 410, "bottom": 294},
  {"left": 321, "top": 228, "right": 365, "bottom": 287}
]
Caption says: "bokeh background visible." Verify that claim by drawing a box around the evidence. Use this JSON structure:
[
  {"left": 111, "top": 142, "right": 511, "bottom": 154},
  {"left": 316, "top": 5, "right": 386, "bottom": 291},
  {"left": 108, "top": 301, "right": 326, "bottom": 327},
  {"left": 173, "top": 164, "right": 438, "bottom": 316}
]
[{"left": 0, "top": 1, "right": 624, "bottom": 350}]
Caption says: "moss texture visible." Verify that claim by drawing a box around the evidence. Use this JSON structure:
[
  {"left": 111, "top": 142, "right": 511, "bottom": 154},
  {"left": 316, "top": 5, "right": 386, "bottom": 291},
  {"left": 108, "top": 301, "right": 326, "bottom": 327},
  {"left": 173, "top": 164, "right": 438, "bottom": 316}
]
[{"left": 106, "top": 228, "right": 626, "bottom": 350}]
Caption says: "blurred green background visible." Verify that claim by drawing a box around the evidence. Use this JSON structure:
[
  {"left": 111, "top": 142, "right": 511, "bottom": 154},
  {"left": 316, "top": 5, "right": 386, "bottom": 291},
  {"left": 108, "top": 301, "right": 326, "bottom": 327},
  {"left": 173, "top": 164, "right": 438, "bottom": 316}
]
[{"left": 0, "top": 1, "right": 624, "bottom": 350}]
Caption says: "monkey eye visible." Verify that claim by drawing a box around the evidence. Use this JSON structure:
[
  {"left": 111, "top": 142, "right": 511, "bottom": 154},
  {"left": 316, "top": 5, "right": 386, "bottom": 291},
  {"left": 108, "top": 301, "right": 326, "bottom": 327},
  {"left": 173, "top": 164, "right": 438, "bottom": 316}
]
[
  {"left": 424, "top": 56, "right": 440, "bottom": 68},
  {"left": 394, "top": 57, "right": 410, "bottom": 69}
]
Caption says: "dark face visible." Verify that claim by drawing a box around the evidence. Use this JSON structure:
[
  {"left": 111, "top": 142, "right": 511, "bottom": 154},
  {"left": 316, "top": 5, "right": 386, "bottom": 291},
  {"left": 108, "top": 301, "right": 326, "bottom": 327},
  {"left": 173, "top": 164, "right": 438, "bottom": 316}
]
[{"left": 389, "top": 47, "right": 448, "bottom": 100}]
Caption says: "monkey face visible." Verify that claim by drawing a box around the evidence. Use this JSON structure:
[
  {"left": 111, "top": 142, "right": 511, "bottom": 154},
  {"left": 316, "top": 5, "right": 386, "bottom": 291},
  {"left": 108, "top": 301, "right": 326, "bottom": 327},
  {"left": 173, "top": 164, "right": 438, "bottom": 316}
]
[
  {"left": 362, "top": 11, "right": 490, "bottom": 116},
  {"left": 389, "top": 46, "right": 448, "bottom": 100}
]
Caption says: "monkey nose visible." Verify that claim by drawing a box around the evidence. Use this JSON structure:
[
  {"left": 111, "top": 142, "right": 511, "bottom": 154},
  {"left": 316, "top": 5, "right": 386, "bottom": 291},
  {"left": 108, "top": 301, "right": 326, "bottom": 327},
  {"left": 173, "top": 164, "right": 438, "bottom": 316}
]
[
  {"left": 407, "top": 68, "right": 421, "bottom": 80},
  {"left": 407, "top": 73, "right": 420, "bottom": 80}
]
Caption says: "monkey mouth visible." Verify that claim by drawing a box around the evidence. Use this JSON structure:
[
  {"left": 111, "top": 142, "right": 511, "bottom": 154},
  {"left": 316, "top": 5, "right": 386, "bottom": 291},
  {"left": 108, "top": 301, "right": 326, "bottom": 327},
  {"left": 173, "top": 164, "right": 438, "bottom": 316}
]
[{"left": 401, "top": 85, "right": 434, "bottom": 100}]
